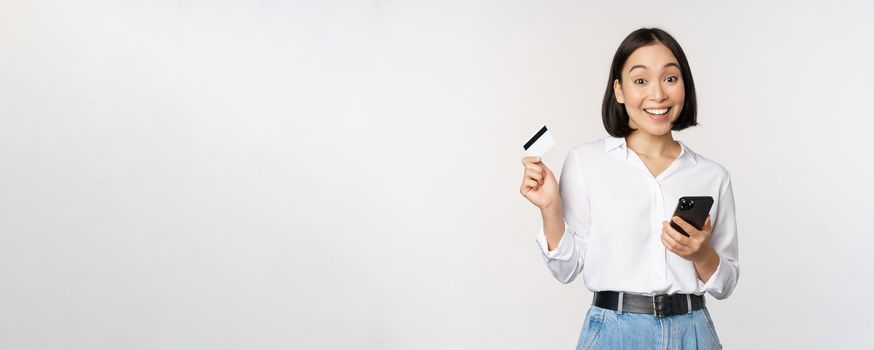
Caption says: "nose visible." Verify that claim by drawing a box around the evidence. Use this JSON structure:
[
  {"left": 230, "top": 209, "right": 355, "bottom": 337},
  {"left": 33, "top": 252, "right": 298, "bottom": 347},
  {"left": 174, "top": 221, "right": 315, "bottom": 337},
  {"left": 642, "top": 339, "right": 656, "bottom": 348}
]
[{"left": 650, "top": 83, "right": 667, "bottom": 102}]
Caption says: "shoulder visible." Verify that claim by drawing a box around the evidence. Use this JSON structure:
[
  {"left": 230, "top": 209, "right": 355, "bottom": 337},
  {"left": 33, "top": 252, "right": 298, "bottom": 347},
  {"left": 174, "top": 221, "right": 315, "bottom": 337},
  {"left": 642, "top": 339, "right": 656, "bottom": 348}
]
[
  {"left": 681, "top": 141, "right": 732, "bottom": 182},
  {"left": 567, "top": 137, "right": 614, "bottom": 157},
  {"left": 561, "top": 137, "right": 624, "bottom": 169}
]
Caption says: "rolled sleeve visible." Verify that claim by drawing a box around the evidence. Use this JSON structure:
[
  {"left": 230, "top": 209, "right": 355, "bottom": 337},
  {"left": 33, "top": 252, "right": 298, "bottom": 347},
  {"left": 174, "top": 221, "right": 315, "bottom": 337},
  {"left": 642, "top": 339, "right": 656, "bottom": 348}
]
[
  {"left": 698, "top": 176, "right": 740, "bottom": 299},
  {"left": 536, "top": 224, "right": 574, "bottom": 260},
  {"left": 534, "top": 149, "right": 591, "bottom": 284},
  {"left": 698, "top": 255, "right": 734, "bottom": 298}
]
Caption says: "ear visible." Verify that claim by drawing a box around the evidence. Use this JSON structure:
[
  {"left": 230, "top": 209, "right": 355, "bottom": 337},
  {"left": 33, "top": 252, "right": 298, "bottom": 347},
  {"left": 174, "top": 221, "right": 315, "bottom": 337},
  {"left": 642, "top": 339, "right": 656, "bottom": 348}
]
[{"left": 613, "top": 79, "right": 624, "bottom": 104}]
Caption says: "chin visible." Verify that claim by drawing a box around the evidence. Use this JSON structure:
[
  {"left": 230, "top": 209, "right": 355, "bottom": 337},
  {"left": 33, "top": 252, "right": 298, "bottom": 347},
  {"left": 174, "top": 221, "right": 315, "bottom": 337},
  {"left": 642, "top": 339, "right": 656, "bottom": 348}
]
[
  {"left": 642, "top": 125, "right": 673, "bottom": 136},
  {"left": 630, "top": 116, "right": 675, "bottom": 136}
]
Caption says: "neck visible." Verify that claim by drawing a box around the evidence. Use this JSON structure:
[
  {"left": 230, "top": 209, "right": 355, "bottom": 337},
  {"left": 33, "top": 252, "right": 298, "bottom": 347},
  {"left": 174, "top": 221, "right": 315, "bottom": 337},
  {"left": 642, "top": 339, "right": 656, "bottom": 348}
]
[{"left": 625, "top": 130, "right": 678, "bottom": 158}]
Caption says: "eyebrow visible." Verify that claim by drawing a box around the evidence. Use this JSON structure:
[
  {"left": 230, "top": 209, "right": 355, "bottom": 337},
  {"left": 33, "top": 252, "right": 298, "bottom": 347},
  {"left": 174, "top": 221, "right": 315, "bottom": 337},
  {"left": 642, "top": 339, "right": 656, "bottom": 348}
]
[{"left": 628, "top": 62, "right": 680, "bottom": 73}]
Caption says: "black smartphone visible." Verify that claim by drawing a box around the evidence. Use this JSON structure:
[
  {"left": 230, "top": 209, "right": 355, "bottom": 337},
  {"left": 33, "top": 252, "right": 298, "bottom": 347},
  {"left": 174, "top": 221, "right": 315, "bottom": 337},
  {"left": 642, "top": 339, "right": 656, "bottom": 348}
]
[{"left": 670, "top": 196, "right": 714, "bottom": 237}]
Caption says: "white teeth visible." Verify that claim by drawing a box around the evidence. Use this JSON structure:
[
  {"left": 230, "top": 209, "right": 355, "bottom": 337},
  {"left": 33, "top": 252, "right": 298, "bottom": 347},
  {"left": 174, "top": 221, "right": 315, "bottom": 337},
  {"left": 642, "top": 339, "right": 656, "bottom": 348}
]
[{"left": 645, "top": 108, "right": 669, "bottom": 115}]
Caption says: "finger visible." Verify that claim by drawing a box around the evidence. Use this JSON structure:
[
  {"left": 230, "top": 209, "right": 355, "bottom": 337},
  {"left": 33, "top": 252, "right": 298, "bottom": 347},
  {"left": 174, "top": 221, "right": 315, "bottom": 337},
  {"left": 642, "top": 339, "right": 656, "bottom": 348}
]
[
  {"left": 524, "top": 162, "right": 543, "bottom": 171},
  {"left": 661, "top": 233, "right": 678, "bottom": 254},
  {"left": 521, "top": 156, "right": 542, "bottom": 166},
  {"left": 525, "top": 169, "right": 543, "bottom": 182},
  {"left": 523, "top": 179, "right": 539, "bottom": 190},
  {"left": 521, "top": 181, "right": 539, "bottom": 194},
  {"left": 524, "top": 165, "right": 544, "bottom": 178},
  {"left": 525, "top": 168, "right": 543, "bottom": 177},
  {"left": 661, "top": 231, "right": 685, "bottom": 255},
  {"left": 534, "top": 165, "right": 546, "bottom": 185},
  {"left": 671, "top": 216, "right": 700, "bottom": 238},
  {"left": 663, "top": 221, "right": 690, "bottom": 245}
]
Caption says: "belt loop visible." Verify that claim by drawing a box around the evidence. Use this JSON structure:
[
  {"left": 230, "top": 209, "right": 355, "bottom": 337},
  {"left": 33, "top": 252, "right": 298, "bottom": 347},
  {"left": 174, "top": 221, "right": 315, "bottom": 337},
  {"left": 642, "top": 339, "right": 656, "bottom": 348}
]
[
  {"left": 686, "top": 294, "right": 692, "bottom": 314},
  {"left": 617, "top": 292, "right": 624, "bottom": 314}
]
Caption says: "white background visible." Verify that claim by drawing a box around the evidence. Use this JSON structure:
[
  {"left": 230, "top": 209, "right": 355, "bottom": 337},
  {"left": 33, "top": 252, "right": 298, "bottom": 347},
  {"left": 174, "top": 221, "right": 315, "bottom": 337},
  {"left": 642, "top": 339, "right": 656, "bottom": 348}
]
[{"left": 2, "top": 0, "right": 873, "bottom": 349}]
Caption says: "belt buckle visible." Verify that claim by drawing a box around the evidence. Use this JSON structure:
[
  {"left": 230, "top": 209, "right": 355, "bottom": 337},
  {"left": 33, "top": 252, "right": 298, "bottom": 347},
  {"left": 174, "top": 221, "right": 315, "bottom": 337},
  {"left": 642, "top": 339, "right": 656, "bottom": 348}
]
[{"left": 652, "top": 294, "right": 668, "bottom": 319}]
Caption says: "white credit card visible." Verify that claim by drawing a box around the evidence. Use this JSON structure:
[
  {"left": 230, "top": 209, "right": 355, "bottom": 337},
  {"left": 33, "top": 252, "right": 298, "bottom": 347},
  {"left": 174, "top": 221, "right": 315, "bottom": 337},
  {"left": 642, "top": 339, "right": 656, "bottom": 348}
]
[{"left": 523, "top": 125, "right": 555, "bottom": 156}]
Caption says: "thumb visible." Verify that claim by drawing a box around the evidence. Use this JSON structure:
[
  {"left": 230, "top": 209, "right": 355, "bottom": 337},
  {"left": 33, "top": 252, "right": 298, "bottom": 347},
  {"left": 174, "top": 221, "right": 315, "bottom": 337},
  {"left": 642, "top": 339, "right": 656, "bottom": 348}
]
[
  {"left": 542, "top": 164, "right": 554, "bottom": 177},
  {"left": 701, "top": 216, "right": 713, "bottom": 236}
]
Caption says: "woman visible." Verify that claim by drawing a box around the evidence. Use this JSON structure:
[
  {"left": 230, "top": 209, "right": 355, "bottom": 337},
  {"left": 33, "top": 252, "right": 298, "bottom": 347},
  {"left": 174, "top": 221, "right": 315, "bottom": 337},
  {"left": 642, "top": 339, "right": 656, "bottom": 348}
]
[{"left": 520, "top": 28, "right": 739, "bottom": 349}]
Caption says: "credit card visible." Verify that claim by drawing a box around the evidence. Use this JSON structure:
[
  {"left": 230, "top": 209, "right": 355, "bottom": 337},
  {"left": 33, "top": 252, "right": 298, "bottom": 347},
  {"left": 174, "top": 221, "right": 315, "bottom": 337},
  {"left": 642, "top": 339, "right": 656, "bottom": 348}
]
[{"left": 523, "top": 125, "right": 555, "bottom": 156}]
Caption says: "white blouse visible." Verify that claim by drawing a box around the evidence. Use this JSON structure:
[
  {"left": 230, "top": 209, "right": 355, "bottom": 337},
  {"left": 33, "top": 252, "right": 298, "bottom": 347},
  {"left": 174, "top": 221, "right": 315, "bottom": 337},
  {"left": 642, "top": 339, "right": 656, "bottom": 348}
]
[{"left": 536, "top": 137, "right": 739, "bottom": 299}]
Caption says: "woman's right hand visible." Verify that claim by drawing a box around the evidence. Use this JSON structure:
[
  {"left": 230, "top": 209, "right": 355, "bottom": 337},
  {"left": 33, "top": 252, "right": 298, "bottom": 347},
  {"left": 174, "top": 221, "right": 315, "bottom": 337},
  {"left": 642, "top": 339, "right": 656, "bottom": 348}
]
[{"left": 519, "top": 156, "right": 560, "bottom": 210}]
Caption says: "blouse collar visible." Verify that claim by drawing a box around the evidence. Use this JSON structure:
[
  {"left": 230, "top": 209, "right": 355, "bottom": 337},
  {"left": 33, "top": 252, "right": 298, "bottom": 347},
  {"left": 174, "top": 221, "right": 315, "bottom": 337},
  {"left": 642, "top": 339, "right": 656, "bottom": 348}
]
[{"left": 604, "top": 136, "right": 698, "bottom": 164}]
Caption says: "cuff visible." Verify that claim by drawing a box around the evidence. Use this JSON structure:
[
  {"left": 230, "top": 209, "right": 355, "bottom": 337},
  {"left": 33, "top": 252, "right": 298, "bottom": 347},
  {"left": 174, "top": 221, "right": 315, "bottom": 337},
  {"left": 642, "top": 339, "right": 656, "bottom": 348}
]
[
  {"left": 535, "top": 224, "right": 573, "bottom": 260},
  {"left": 698, "top": 255, "right": 725, "bottom": 294}
]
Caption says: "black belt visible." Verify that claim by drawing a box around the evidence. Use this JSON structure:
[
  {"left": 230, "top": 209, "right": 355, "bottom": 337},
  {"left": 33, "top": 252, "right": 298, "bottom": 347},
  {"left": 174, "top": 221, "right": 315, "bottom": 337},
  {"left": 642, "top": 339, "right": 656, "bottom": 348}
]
[{"left": 593, "top": 291, "right": 706, "bottom": 319}]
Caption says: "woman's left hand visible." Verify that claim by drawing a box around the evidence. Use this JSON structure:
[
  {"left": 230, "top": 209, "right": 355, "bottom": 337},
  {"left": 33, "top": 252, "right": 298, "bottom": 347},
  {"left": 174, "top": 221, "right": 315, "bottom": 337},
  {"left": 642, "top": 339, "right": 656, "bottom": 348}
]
[{"left": 661, "top": 216, "right": 715, "bottom": 263}]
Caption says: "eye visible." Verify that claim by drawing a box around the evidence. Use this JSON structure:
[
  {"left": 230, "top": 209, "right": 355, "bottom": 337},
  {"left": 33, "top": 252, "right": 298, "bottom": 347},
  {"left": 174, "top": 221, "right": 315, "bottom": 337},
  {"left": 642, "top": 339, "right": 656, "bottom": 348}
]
[
  {"left": 665, "top": 75, "right": 679, "bottom": 83},
  {"left": 634, "top": 78, "right": 646, "bottom": 85}
]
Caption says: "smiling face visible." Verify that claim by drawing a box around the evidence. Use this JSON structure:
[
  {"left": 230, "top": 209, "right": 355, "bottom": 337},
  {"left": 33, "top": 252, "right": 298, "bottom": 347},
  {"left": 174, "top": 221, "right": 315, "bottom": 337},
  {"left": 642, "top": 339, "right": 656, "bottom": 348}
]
[{"left": 613, "top": 42, "right": 685, "bottom": 137}]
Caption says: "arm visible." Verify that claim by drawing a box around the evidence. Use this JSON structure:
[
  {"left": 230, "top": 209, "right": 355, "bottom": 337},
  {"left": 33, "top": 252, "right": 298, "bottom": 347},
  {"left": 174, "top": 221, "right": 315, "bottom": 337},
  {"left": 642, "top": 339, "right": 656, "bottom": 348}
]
[
  {"left": 698, "top": 176, "right": 740, "bottom": 299},
  {"left": 540, "top": 200, "right": 564, "bottom": 251},
  {"left": 661, "top": 176, "right": 740, "bottom": 299},
  {"left": 532, "top": 149, "right": 592, "bottom": 284}
]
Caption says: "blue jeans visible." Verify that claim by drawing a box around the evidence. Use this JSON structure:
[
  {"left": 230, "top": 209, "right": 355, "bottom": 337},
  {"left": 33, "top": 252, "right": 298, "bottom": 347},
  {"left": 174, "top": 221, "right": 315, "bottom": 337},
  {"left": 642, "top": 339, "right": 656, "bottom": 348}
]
[{"left": 576, "top": 305, "right": 722, "bottom": 350}]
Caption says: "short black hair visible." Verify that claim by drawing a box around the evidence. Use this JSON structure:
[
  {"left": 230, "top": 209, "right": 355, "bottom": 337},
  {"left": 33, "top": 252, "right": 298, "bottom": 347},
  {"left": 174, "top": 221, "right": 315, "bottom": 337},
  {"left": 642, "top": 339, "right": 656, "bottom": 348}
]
[{"left": 601, "top": 28, "right": 698, "bottom": 137}]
